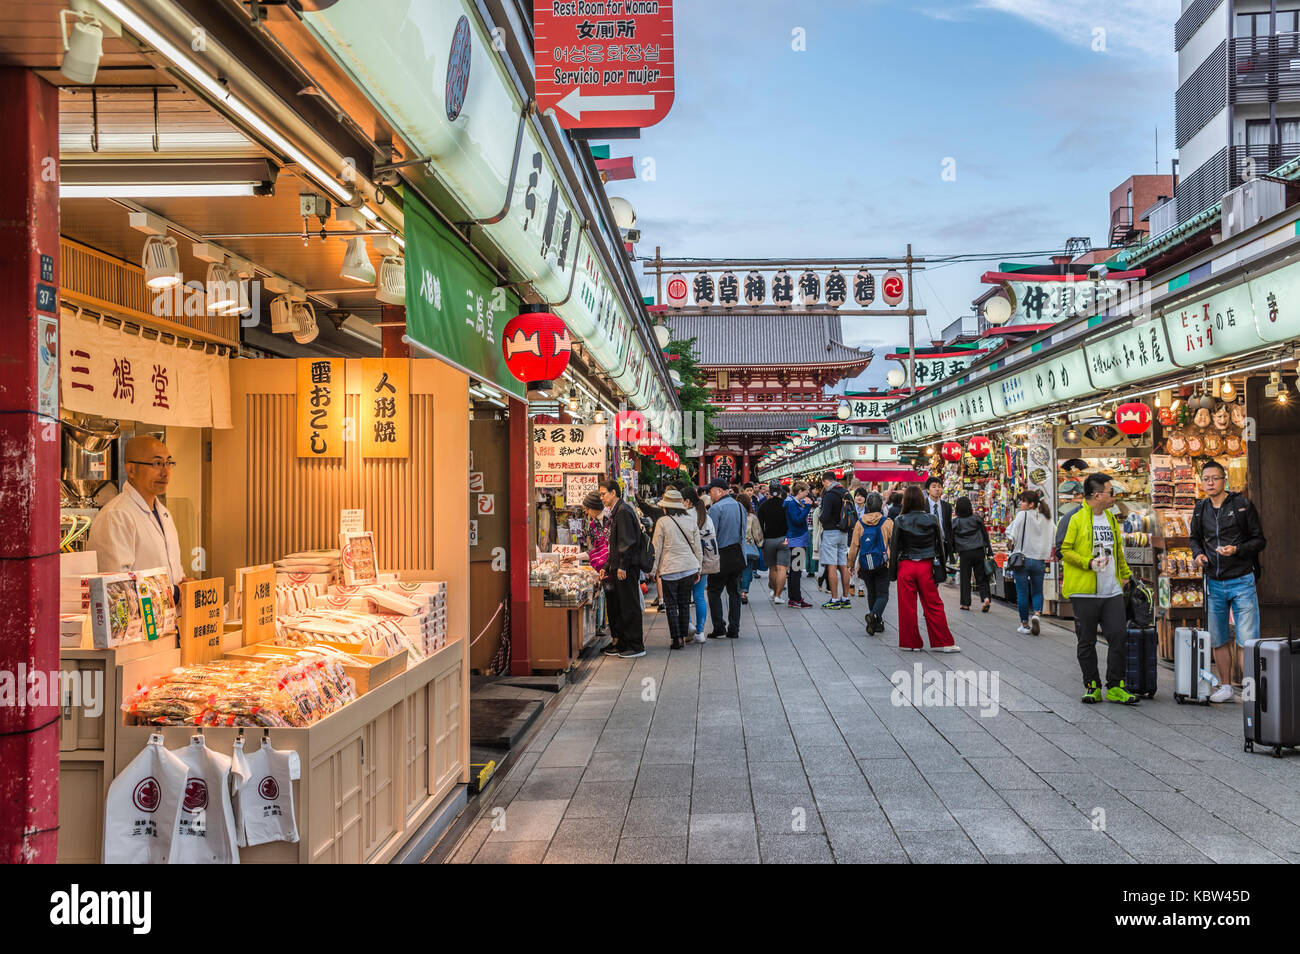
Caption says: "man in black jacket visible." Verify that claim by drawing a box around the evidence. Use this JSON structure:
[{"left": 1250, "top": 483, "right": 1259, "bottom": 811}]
[
  {"left": 924, "top": 476, "right": 955, "bottom": 569},
  {"left": 600, "top": 479, "right": 646, "bottom": 658},
  {"left": 1189, "top": 460, "right": 1266, "bottom": 700}
]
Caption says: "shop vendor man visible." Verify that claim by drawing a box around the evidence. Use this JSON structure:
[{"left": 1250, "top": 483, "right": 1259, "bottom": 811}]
[{"left": 87, "top": 436, "right": 185, "bottom": 591}]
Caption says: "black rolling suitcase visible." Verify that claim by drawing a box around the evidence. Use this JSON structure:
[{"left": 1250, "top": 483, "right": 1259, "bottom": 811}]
[
  {"left": 1124, "top": 624, "right": 1158, "bottom": 699},
  {"left": 1244, "top": 635, "right": 1300, "bottom": 758}
]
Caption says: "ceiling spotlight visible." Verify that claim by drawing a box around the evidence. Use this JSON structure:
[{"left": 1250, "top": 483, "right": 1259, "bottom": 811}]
[
  {"left": 205, "top": 260, "right": 236, "bottom": 312},
  {"left": 269, "top": 295, "right": 295, "bottom": 333},
  {"left": 291, "top": 301, "right": 318, "bottom": 345},
  {"left": 219, "top": 259, "right": 253, "bottom": 316},
  {"left": 340, "top": 236, "right": 376, "bottom": 283},
  {"left": 142, "top": 235, "right": 181, "bottom": 290},
  {"left": 337, "top": 314, "right": 381, "bottom": 347},
  {"left": 376, "top": 254, "right": 405, "bottom": 304},
  {"left": 60, "top": 8, "right": 104, "bottom": 84}
]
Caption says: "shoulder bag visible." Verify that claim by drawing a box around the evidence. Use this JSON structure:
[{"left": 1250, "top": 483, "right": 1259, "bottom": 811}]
[
  {"left": 930, "top": 523, "right": 947, "bottom": 584},
  {"left": 1004, "top": 515, "right": 1027, "bottom": 577}
]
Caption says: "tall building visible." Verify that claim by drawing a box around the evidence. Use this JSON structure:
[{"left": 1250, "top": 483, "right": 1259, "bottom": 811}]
[
  {"left": 664, "top": 313, "right": 873, "bottom": 483},
  {"left": 1174, "top": 0, "right": 1300, "bottom": 224}
]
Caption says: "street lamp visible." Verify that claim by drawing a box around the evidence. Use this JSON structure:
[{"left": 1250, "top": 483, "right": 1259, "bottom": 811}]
[
  {"left": 806, "top": 425, "right": 818, "bottom": 438},
  {"left": 886, "top": 368, "right": 906, "bottom": 389},
  {"left": 837, "top": 400, "right": 851, "bottom": 420}
]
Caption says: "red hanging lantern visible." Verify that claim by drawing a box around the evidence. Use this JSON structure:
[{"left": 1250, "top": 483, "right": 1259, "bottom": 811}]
[
  {"left": 940, "top": 441, "right": 963, "bottom": 462},
  {"left": 501, "top": 305, "right": 571, "bottom": 389},
  {"left": 1115, "top": 402, "right": 1152, "bottom": 435},
  {"left": 967, "top": 436, "right": 991, "bottom": 459},
  {"left": 616, "top": 409, "right": 646, "bottom": 441},
  {"left": 833, "top": 467, "right": 845, "bottom": 479}
]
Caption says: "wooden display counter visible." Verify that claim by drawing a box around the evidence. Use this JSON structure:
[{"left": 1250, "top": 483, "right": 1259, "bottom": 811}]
[
  {"left": 527, "top": 587, "right": 595, "bottom": 672},
  {"left": 57, "top": 635, "right": 467, "bottom": 864}
]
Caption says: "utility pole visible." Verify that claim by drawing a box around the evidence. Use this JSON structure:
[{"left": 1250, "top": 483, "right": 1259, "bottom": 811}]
[
  {"left": 654, "top": 245, "right": 662, "bottom": 306},
  {"left": 906, "top": 243, "right": 916, "bottom": 392}
]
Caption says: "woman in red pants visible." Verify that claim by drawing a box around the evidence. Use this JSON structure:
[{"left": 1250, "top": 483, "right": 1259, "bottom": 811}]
[{"left": 889, "top": 486, "right": 960, "bottom": 653}]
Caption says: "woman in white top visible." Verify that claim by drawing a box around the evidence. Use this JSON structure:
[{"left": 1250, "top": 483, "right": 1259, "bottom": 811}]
[
  {"left": 652, "top": 487, "right": 704, "bottom": 650},
  {"left": 1004, "top": 490, "right": 1056, "bottom": 635}
]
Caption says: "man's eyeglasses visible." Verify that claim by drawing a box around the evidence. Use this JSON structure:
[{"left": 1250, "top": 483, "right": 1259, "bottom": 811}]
[
  {"left": 128, "top": 458, "right": 177, "bottom": 471},
  {"left": 1202, "top": 474, "right": 1225, "bottom": 482}
]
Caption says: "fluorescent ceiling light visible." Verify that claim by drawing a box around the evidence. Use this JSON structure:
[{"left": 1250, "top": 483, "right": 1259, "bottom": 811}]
[
  {"left": 61, "top": 183, "right": 258, "bottom": 198},
  {"left": 94, "top": 0, "right": 352, "bottom": 204},
  {"left": 338, "top": 314, "right": 381, "bottom": 346}
]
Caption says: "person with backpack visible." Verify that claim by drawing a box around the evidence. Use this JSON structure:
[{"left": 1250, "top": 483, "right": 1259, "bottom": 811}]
[
  {"left": 1189, "top": 458, "right": 1266, "bottom": 703},
  {"left": 600, "top": 478, "right": 648, "bottom": 658},
  {"left": 783, "top": 481, "right": 815, "bottom": 608},
  {"left": 1059, "top": 473, "right": 1139, "bottom": 705},
  {"left": 818, "top": 471, "right": 855, "bottom": 609},
  {"left": 1004, "top": 490, "right": 1054, "bottom": 635},
  {"left": 757, "top": 482, "right": 790, "bottom": 603},
  {"left": 650, "top": 487, "right": 703, "bottom": 650},
  {"left": 849, "top": 487, "right": 870, "bottom": 597},
  {"left": 738, "top": 492, "right": 764, "bottom": 604},
  {"left": 952, "top": 496, "right": 993, "bottom": 612},
  {"left": 706, "top": 478, "right": 746, "bottom": 638},
  {"left": 847, "top": 491, "right": 893, "bottom": 634}
]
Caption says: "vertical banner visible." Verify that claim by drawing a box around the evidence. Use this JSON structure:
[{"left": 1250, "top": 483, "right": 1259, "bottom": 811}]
[
  {"left": 360, "top": 357, "right": 410, "bottom": 458},
  {"left": 240, "top": 565, "right": 276, "bottom": 647},
  {"left": 296, "top": 358, "right": 345, "bottom": 458},
  {"left": 179, "top": 578, "right": 224, "bottom": 665}
]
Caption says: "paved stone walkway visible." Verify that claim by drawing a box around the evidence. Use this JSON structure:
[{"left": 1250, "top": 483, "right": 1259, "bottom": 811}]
[{"left": 446, "top": 574, "right": 1300, "bottom": 864}]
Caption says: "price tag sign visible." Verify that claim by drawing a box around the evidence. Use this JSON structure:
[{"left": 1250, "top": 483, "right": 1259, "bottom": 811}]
[
  {"left": 140, "top": 596, "right": 158, "bottom": 641},
  {"left": 179, "top": 578, "right": 224, "bottom": 665},
  {"left": 240, "top": 565, "right": 276, "bottom": 647},
  {"left": 340, "top": 508, "right": 365, "bottom": 536}
]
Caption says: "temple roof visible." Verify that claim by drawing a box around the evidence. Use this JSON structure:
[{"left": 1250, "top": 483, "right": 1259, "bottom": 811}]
[{"left": 666, "top": 313, "right": 873, "bottom": 368}]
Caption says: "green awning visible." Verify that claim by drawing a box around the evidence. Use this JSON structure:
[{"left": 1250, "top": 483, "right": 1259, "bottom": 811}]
[{"left": 404, "top": 193, "right": 525, "bottom": 399}]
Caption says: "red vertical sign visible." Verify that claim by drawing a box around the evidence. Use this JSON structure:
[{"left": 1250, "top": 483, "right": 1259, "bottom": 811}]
[{"left": 534, "top": 1, "right": 675, "bottom": 129}]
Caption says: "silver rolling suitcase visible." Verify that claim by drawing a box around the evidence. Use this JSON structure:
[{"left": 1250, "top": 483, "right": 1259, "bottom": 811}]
[
  {"left": 1243, "top": 636, "right": 1300, "bottom": 757},
  {"left": 1173, "top": 627, "right": 1213, "bottom": 705}
]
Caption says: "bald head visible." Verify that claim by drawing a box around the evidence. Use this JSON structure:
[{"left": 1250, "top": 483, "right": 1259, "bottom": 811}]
[{"left": 124, "top": 435, "right": 173, "bottom": 504}]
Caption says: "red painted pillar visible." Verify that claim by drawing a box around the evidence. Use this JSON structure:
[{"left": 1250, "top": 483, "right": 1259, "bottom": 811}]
[
  {"left": 508, "top": 400, "right": 532, "bottom": 675},
  {"left": 0, "top": 68, "right": 60, "bottom": 863},
  {"left": 379, "top": 304, "right": 408, "bottom": 357},
  {"left": 741, "top": 452, "right": 750, "bottom": 484}
]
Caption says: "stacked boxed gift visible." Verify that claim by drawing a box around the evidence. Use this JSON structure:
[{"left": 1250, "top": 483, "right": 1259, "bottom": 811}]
[
  {"left": 308, "top": 581, "right": 448, "bottom": 656},
  {"left": 274, "top": 608, "right": 425, "bottom": 663},
  {"left": 274, "top": 549, "right": 341, "bottom": 588}
]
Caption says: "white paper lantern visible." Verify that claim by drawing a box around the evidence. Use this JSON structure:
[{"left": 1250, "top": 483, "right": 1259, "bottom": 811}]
[
  {"left": 743, "top": 270, "right": 766, "bottom": 306},
  {"left": 718, "top": 271, "right": 739, "bottom": 308},
  {"left": 885, "top": 368, "right": 906, "bottom": 388},
  {"left": 771, "top": 269, "right": 794, "bottom": 308},
  {"left": 825, "top": 269, "right": 847, "bottom": 308},
  {"left": 882, "top": 270, "right": 905, "bottom": 306},
  {"left": 798, "top": 270, "right": 820, "bottom": 306},
  {"left": 665, "top": 272, "right": 689, "bottom": 308},
  {"left": 853, "top": 269, "right": 875, "bottom": 306},
  {"left": 692, "top": 272, "right": 715, "bottom": 306}
]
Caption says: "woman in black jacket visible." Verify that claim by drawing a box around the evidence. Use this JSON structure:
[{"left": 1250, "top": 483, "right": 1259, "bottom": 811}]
[
  {"left": 889, "top": 486, "right": 959, "bottom": 652},
  {"left": 952, "top": 496, "right": 992, "bottom": 612}
]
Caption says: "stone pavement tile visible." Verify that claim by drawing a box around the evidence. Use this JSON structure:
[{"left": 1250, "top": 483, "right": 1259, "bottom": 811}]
[
  {"left": 688, "top": 813, "right": 760, "bottom": 864},
  {"left": 745, "top": 735, "right": 800, "bottom": 762},
  {"left": 952, "top": 808, "right": 1052, "bottom": 856},
  {"left": 690, "top": 775, "right": 753, "bottom": 813},
  {"left": 634, "top": 762, "right": 694, "bottom": 798},
  {"left": 754, "top": 803, "right": 825, "bottom": 836},
  {"left": 809, "top": 774, "right": 880, "bottom": 813},
  {"left": 944, "top": 731, "right": 1011, "bottom": 758},
  {"left": 789, "top": 718, "right": 842, "bottom": 742},
  {"left": 841, "top": 732, "right": 906, "bottom": 760},
  {"left": 640, "top": 739, "right": 697, "bottom": 765},
  {"left": 967, "top": 756, "right": 1051, "bottom": 790},
  {"left": 798, "top": 743, "right": 862, "bottom": 776},
  {"left": 1039, "top": 772, "right": 1124, "bottom": 802},
  {"left": 447, "top": 817, "right": 493, "bottom": 864},
  {"left": 485, "top": 799, "right": 568, "bottom": 844},
  {"left": 821, "top": 814, "right": 907, "bottom": 863},
  {"left": 999, "top": 789, "right": 1094, "bottom": 830},
  {"left": 542, "top": 817, "right": 623, "bottom": 864},
  {"left": 621, "top": 796, "right": 691, "bottom": 838},
  {"left": 535, "top": 737, "right": 599, "bottom": 769},
  {"left": 1076, "top": 758, "right": 1175, "bottom": 792},
  {"left": 1038, "top": 829, "right": 1135, "bottom": 863},
  {"left": 552, "top": 717, "right": 607, "bottom": 741},
  {"left": 857, "top": 757, "right": 926, "bottom": 792},
  {"left": 901, "top": 743, "right": 970, "bottom": 774},
  {"left": 749, "top": 760, "right": 812, "bottom": 795},
  {"left": 1001, "top": 740, "right": 1082, "bottom": 775},
  {"left": 565, "top": 779, "right": 634, "bottom": 820},
  {"left": 582, "top": 750, "right": 642, "bottom": 783},
  {"left": 515, "top": 766, "right": 584, "bottom": 802},
  {"left": 1118, "top": 790, "right": 1283, "bottom": 862},
  {"left": 926, "top": 771, "right": 1010, "bottom": 811},
  {"left": 984, "top": 852, "right": 1062, "bottom": 864},
  {"left": 899, "top": 829, "right": 986, "bottom": 864},
  {"left": 615, "top": 836, "right": 688, "bottom": 864},
  {"left": 594, "top": 728, "right": 651, "bottom": 753},
  {"left": 758, "top": 832, "right": 835, "bottom": 864},
  {"left": 693, "top": 753, "right": 750, "bottom": 780},
  {"left": 881, "top": 802, "right": 961, "bottom": 832},
  {"left": 472, "top": 840, "right": 550, "bottom": 864}
]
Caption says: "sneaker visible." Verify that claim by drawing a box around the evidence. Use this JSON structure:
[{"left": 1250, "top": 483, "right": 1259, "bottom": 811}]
[
  {"left": 707, "top": 631, "right": 726, "bottom": 639},
  {"left": 602, "top": 644, "right": 624, "bottom": 656},
  {"left": 618, "top": 648, "right": 647, "bottom": 658},
  {"left": 694, "top": 631, "right": 706, "bottom": 642},
  {"left": 1030, "top": 615, "right": 1041, "bottom": 636},
  {"left": 683, "top": 633, "right": 696, "bottom": 645},
  {"left": 936, "top": 645, "right": 962, "bottom": 653},
  {"left": 821, "top": 598, "right": 840, "bottom": 610},
  {"left": 787, "top": 600, "right": 803, "bottom": 609},
  {"left": 1105, "top": 684, "right": 1140, "bottom": 705},
  {"left": 740, "top": 593, "right": 748, "bottom": 605},
  {"left": 797, "top": 599, "right": 813, "bottom": 608},
  {"left": 837, "top": 598, "right": 852, "bottom": 609},
  {"left": 1210, "top": 683, "right": 1235, "bottom": 703},
  {"left": 1016, "top": 624, "right": 1031, "bottom": 635},
  {"left": 1081, "top": 681, "right": 1102, "bottom": 704},
  {"left": 904, "top": 647, "right": 924, "bottom": 652},
  {"left": 670, "top": 638, "right": 683, "bottom": 650}
]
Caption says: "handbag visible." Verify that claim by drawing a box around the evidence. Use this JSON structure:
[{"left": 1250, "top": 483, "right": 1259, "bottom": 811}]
[
  {"left": 930, "top": 525, "right": 947, "bottom": 583},
  {"left": 1005, "top": 515, "right": 1027, "bottom": 575}
]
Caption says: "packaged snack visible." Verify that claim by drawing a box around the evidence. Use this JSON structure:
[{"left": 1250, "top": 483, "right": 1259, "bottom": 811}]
[{"left": 88, "top": 573, "right": 143, "bottom": 648}]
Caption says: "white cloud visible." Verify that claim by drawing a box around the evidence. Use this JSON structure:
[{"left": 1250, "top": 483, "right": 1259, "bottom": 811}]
[{"left": 975, "top": 0, "right": 1179, "bottom": 59}]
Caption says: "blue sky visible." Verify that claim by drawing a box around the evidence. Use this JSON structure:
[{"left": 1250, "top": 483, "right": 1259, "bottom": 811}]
[{"left": 606, "top": 0, "right": 1179, "bottom": 389}]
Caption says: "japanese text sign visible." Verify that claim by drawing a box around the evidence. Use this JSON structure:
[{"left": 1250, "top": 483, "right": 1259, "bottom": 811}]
[
  {"left": 240, "top": 565, "right": 275, "bottom": 648},
  {"left": 1084, "top": 322, "right": 1176, "bottom": 390},
  {"left": 296, "top": 358, "right": 344, "bottom": 458},
  {"left": 360, "top": 358, "right": 410, "bottom": 458},
  {"left": 179, "top": 578, "right": 224, "bottom": 666},
  {"left": 534, "top": 422, "right": 608, "bottom": 473},
  {"left": 534, "top": 0, "right": 675, "bottom": 129}
]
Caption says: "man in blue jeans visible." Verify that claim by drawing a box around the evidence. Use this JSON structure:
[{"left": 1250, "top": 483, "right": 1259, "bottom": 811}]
[
  {"left": 706, "top": 478, "right": 746, "bottom": 637},
  {"left": 1189, "top": 459, "right": 1266, "bottom": 703}
]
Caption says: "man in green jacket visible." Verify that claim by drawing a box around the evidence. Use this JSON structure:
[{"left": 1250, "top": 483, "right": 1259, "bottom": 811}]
[{"left": 1060, "top": 473, "right": 1140, "bottom": 705}]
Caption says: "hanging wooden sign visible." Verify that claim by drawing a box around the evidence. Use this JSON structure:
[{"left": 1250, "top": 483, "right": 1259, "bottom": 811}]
[
  {"left": 360, "top": 357, "right": 410, "bottom": 458},
  {"left": 296, "top": 358, "right": 345, "bottom": 458}
]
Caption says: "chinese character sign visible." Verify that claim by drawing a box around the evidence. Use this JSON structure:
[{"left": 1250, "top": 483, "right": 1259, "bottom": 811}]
[
  {"left": 360, "top": 358, "right": 410, "bottom": 459},
  {"left": 534, "top": 423, "right": 608, "bottom": 473},
  {"left": 296, "top": 358, "right": 344, "bottom": 459}
]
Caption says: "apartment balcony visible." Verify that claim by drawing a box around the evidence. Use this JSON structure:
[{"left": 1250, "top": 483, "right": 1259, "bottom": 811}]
[
  {"left": 1229, "top": 142, "right": 1300, "bottom": 190},
  {"left": 1109, "top": 205, "right": 1140, "bottom": 246},
  {"left": 1230, "top": 34, "right": 1300, "bottom": 104}
]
